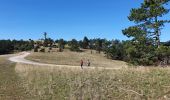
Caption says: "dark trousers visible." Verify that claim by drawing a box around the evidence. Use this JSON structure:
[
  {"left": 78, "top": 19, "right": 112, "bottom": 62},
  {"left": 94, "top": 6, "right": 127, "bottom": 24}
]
[{"left": 81, "top": 64, "right": 83, "bottom": 69}]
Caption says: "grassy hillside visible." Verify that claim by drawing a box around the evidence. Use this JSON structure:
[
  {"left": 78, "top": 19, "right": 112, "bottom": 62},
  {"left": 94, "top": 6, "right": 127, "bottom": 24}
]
[
  {"left": 1, "top": 51, "right": 170, "bottom": 99},
  {"left": 15, "top": 63, "right": 170, "bottom": 100},
  {"left": 0, "top": 57, "right": 29, "bottom": 100},
  {"left": 26, "top": 49, "right": 127, "bottom": 68}
]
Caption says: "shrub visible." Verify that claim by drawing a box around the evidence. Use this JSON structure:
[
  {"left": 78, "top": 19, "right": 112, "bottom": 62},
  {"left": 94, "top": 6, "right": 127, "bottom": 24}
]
[{"left": 39, "top": 48, "right": 45, "bottom": 52}]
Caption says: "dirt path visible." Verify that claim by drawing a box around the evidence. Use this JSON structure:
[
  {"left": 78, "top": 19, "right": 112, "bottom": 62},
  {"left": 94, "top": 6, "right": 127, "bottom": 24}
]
[
  {"left": 8, "top": 52, "right": 126, "bottom": 70},
  {"left": 0, "top": 54, "right": 30, "bottom": 99}
]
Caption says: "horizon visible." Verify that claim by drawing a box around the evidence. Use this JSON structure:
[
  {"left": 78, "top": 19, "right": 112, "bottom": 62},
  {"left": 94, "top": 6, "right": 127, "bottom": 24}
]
[{"left": 0, "top": 0, "right": 170, "bottom": 41}]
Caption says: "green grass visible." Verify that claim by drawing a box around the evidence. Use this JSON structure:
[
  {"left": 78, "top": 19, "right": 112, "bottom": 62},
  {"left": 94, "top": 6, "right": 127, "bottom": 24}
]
[{"left": 16, "top": 63, "right": 170, "bottom": 100}]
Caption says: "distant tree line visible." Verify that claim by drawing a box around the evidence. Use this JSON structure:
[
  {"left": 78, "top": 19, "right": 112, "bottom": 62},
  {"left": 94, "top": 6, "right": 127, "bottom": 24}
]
[
  {"left": 1, "top": 0, "right": 170, "bottom": 66},
  {"left": 65, "top": 0, "right": 170, "bottom": 66},
  {"left": 0, "top": 36, "right": 170, "bottom": 66},
  {"left": 0, "top": 39, "right": 34, "bottom": 55},
  {"left": 55, "top": 37, "right": 170, "bottom": 66}
]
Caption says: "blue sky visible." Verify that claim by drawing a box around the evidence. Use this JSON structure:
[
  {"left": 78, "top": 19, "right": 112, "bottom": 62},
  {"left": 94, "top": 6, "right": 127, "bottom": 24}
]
[{"left": 0, "top": 0, "right": 169, "bottom": 41}]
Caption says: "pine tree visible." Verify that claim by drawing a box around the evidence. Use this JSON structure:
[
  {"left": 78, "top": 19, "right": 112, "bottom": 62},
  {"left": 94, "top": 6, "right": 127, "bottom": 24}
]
[
  {"left": 43, "top": 32, "right": 48, "bottom": 47},
  {"left": 68, "top": 39, "right": 80, "bottom": 52},
  {"left": 122, "top": 0, "right": 170, "bottom": 65},
  {"left": 82, "top": 36, "right": 89, "bottom": 49},
  {"left": 58, "top": 39, "right": 65, "bottom": 52},
  {"left": 127, "top": 0, "right": 170, "bottom": 48},
  {"left": 95, "top": 39, "right": 103, "bottom": 54},
  {"left": 44, "top": 32, "right": 47, "bottom": 40}
]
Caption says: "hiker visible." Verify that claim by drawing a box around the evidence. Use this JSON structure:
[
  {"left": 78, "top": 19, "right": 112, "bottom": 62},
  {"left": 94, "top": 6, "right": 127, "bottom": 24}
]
[
  {"left": 80, "top": 60, "right": 84, "bottom": 69},
  {"left": 87, "top": 59, "right": 90, "bottom": 66}
]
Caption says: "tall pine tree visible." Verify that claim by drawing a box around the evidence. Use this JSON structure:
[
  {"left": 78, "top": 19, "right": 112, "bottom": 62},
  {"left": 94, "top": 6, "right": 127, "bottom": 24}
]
[
  {"left": 126, "top": 0, "right": 170, "bottom": 48},
  {"left": 122, "top": 0, "right": 170, "bottom": 65}
]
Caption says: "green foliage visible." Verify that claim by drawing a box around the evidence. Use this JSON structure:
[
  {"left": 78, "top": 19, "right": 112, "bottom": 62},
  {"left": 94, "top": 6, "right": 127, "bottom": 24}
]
[
  {"left": 88, "top": 39, "right": 95, "bottom": 49},
  {"left": 58, "top": 39, "right": 65, "bottom": 52},
  {"left": 122, "top": 26, "right": 146, "bottom": 39},
  {"left": 128, "top": 0, "right": 170, "bottom": 47},
  {"left": 122, "top": 0, "right": 170, "bottom": 65},
  {"left": 0, "top": 39, "right": 34, "bottom": 54},
  {"left": 157, "top": 46, "right": 170, "bottom": 57},
  {"left": 123, "top": 40, "right": 158, "bottom": 65},
  {"left": 103, "top": 40, "right": 124, "bottom": 60},
  {"left": 13, "top": 40, "right": 34, "bottom": 51},
  {"left": 102, "top": 39, "right": 111, "bottom": 58},
  {"left": 156, "top": 45, "right": 170, "bottom": 64},
  {"left": 78, "top": 40, "right": 83, "bottom": 48},
  {"left": 44, "top": 38, "right": 54, "bottom": 47},
  {"left": 0, "top": 40, "right": 13, "bottom": 54},
  {"left": 82, "top": 36, "right": 89, "bottom": 49},
  {"left": 43, "top": 32, "right": 47, "bottom": 40},
  {"left": 68, "top": 39, "right": 80, "bottom": 52},
  {"left": 39, "top": 48, "right": 45, "bottom": 52},
  {"left": 163, "top": 40, "right": 170, "bottom": 46},
  {"left": 95, "top": 38, "right": 103, "bottom": 53}
]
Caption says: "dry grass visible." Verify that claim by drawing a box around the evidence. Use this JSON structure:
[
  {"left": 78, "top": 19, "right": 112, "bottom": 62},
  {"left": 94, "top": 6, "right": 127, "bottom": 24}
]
[
  {"left": 1, "top": 50, "right": 170, "bottom": 100},
  {"left": 15, "top": 63, "right": 170, "bottom": 100},
  {"left": 0, "top": 57, "right": 29, "bottom": 100},
  {"left": 26, "top": 49, "right": 127, "bottom": 68}
]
